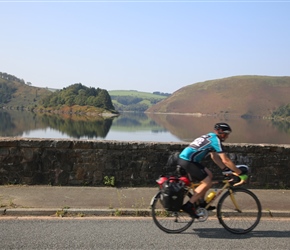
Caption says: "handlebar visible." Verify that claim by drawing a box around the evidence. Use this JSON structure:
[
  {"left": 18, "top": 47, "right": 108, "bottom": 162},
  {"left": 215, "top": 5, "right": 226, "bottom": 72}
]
[
  {"left": 222, "top": 165, "right": 249, "bottom": 186},
  {"left": 221, "top": 164, "right": 250, "bottom": 176}
]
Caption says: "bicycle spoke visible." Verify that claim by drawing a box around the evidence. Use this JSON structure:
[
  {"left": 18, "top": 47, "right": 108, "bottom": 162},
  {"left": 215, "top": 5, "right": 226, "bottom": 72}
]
[
  {"left": 151, "top": 194, "right": 194, "bottom": 233},
  {"left": 217, "top": 188, "right": 262, "bottom": 234}
]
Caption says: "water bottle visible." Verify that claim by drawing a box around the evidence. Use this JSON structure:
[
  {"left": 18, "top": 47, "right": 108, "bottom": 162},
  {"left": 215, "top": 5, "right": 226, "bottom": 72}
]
[{"left": 205, "top": 190, "right": 216, "bottom": 203}]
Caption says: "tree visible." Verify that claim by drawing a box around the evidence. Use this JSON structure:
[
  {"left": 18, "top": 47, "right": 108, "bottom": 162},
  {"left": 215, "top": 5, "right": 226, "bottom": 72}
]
[
  {"left": 38, "top": 83, "right": 115, "bottom": 110},
  {"left": 272, "top": 103, "right": 290, "bottom": 119},
  {"left": 0, "top": 82, "right": 17, "bottom": 104}
]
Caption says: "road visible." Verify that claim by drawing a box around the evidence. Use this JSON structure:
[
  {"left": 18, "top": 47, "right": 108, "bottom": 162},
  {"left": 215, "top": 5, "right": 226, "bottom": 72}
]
[{"left": 0, "top": 217, "right": 289, "bottom": 249}]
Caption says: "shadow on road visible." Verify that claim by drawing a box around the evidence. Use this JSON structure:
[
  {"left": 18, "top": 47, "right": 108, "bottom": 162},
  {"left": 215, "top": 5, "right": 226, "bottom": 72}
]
[{"left": 188, "top": 228, "right": 290, "bottom": 239}]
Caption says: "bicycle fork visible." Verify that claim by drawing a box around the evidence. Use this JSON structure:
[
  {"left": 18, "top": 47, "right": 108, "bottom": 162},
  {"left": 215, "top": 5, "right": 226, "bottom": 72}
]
[{"left": 229, "top": 188, "right": 242, "bottom": 213}]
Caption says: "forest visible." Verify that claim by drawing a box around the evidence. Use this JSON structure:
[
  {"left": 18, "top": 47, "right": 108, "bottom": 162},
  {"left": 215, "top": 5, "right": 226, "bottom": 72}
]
[
  {"left": 271, "top": 103, "right": 290, "bottom": 121},
  {"left": 38, "top": 83, "right": 115, "bottom": 111},
  {"left": 0, "top": 82, "right": 16, "bottom": 104},
  {"left": 0, "top": 72, "right": 22, "bottom": 104}
]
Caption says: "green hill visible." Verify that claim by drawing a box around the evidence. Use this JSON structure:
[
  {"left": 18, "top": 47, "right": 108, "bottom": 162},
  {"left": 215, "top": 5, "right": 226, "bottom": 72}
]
[
  {"left": 0, "top": 72, "right": 51, "bottom": 109},
  {"left": 0, "top": 72, "right": 169, "bottom": 113},
  {"left": 39, "top": 83, "right": 115, "bottom": 111},
  {"left": 146, "top": 75, "right": 290, "bottom": 117},
  {"left": 4, "top": 72, "right": 289, "bottom": 118},
  {"left": 0, "top": 72, "right": 117, "bottom": 116},
  {"left": 109, "top": 90, "right": 170, "bottom": 112}
]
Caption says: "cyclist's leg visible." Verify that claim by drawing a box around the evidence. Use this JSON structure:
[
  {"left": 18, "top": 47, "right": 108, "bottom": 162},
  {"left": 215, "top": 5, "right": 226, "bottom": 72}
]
[
  {"left": 187, "top": 162, "right": 212, "bottom": 204},
  {"left": 183, "top": 176, "right": 212, "bottom": 217},
  {"left": 178, "top": 160, "right": 212, "bottom": 216},
  {"left": 177, "top": 160, "right": 212, "bottom": 201},
  {"left": 189, "top": 175, "right": 212, "bottom": 204},
  {"left": 198, "top": 167, "right": 213, "bottom": 201}
]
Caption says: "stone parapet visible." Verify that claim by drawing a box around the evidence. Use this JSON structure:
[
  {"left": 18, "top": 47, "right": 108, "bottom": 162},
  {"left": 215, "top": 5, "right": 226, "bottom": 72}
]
[{"left": 0, "top": 138, "right": 289, "bottom": 188}]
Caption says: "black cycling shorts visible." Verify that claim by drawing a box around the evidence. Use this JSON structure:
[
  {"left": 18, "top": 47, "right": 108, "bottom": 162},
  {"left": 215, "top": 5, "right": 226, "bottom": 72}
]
[{"left": 177, "top": 158, "right": 208, "bottom": 182}]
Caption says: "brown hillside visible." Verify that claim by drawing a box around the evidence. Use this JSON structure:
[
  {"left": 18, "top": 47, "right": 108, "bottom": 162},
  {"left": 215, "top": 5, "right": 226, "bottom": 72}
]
[
  {"left": 146, "top": 75, "right": 290, "bottom": 117},
  {"left": 0, "top": 78, "right": 51, "bottom": 108}
]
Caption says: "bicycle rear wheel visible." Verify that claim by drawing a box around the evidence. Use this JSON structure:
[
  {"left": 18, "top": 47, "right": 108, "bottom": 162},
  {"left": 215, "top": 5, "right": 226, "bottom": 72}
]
[
  {"left": 151, "top": 191, "right": 194, "bottom": 233},
  {"left": 217, "top": 187, "right": 262, "bottom": 234}
]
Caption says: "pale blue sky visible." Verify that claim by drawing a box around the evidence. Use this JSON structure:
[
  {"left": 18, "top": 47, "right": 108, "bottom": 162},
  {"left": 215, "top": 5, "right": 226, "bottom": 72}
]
[{"left": 1, "top": 0, "right": 289, "bottom": 93}]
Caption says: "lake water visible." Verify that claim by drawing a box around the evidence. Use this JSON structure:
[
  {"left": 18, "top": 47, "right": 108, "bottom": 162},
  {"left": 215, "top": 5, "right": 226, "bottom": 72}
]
[
  {"left": 21, "top": 127, "right": 181, "bottom": 142},
  {"left": 1, "top": 110, "right": 290, "bottom": 145}
]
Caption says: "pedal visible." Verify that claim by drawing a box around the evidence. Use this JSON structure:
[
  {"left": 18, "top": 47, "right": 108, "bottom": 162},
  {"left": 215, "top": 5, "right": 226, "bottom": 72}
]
[{"left": 196, "top": 207, "right": 209, "bottom": 222}]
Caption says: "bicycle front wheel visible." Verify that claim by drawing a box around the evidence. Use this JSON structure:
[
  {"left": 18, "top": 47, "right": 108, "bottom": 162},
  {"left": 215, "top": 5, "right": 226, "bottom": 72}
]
[
  {"left": 217, "top": 187, "right": 262, "bottom": 234},
  {"left": 151, "top": 191, "right": 194, "bottom": 234}
]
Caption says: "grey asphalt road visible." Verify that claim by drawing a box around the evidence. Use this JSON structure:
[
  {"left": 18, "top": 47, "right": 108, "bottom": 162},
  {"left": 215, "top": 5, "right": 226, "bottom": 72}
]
[{"left": 0, "top": 217, "right": 289, "bottom": 250}]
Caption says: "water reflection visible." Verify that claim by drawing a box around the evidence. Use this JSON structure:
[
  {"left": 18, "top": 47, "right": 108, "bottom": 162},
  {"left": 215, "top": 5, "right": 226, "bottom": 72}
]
[
  {"left": 146, "top": 113, "right": 290, "bottom": 145},
  {"left": 0, "top": 110, "right": 44, "bottom": 137},
  {"left": 0, "top": 110, "right": 290, "bottom": 144},
  {"left": 0, "top": 111, "right": 17, "bottom": 136},
  {"left": 39, "top": 114, "right": 113, "bottom": 139},
  {"left": 0, "top": 110, "right": 113, "bottom": 139},
  {"left": 271, "top": 120, "right": 290, "bottom": 135},
  {"left": 111, "top": 112, "right": 166, "bottom": 133}
]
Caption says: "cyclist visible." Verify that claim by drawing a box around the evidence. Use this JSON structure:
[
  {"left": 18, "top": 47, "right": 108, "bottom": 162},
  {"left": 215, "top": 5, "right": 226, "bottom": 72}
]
[{"left": 177, "top": 122, "right": 248, "bottom": 218}]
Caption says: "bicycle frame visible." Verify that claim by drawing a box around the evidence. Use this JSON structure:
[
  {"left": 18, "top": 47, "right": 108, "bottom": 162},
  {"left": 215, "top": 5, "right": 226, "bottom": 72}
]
[{"left": 187, "top": 179, "right": 241, "bottom": 212}]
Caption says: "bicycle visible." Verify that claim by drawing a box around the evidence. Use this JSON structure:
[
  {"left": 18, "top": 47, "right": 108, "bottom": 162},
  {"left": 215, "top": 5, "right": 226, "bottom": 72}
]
[{"left": 150, "top": 165, "right": 262, "bottom": 234}]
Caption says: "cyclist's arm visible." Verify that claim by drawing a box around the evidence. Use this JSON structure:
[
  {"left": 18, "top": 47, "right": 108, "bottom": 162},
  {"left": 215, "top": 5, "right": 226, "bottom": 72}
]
[{"left": 210, "top": 152, "right": 242, "bottom": 174}]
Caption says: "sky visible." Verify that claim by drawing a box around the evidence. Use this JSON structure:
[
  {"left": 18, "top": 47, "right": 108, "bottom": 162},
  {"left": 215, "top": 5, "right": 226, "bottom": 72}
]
[{"left": 1, "top": 0, "right": 289, "bottom": 94}]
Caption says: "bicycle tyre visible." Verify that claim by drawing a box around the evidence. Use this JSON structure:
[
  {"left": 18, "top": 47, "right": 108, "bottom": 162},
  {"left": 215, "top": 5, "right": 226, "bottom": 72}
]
[
  {"left": 217, "top": 187, "right": 262, "bottom": 234},
  {"left": 151, "top": 191, "right": 194, "bottom": 233}
]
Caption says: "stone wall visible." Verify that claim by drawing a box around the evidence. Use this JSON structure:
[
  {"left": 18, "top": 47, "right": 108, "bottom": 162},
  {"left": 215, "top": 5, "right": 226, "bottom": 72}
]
[{"left": 0, "top": 138, "right": 289, "bottom": 188}]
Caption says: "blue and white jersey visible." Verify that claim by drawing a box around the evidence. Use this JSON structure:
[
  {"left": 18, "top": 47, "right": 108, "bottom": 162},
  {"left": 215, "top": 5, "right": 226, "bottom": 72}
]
[{"left": 179, "top": 132, "right": 224, "bottom": 163}]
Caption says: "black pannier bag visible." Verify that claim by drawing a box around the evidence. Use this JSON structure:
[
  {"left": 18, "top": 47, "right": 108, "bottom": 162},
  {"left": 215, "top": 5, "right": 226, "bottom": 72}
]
[{"left": 160, "top": 177, "right": 185, "bottom": 212}]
